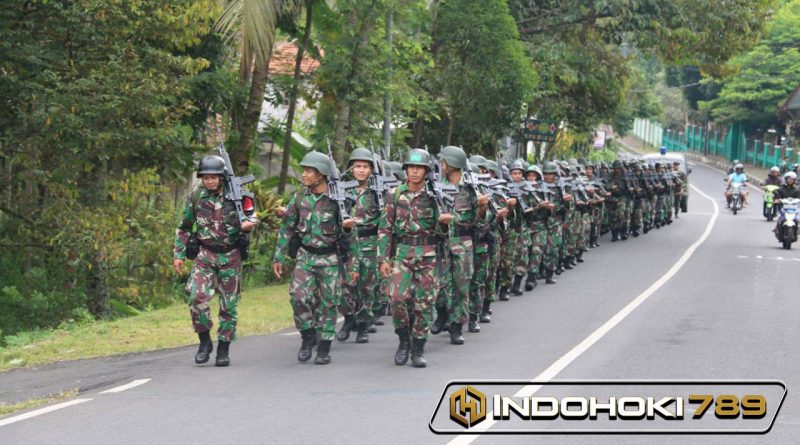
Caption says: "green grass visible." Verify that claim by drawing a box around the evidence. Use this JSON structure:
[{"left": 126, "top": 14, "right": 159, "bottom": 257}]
[
  {"left": 0, "top": 284, "right": 292, "bottom": 373},
  {"left": 0, "top": 389, "right": 80, "bottom": 417}
]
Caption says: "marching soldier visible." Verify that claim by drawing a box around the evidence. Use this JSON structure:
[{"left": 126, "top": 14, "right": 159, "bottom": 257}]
[
  {"left": 541, "top": 162, "right": 568, "bottom": 284},
  {"left": 174, "top": 155, "right": 257, "bottom": 367}
]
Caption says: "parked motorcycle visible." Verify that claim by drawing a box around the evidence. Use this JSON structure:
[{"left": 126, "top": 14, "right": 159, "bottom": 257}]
[
  {"left": 776, "top": 197, "right": 800, "bottom": 249},
  {"left": 763, "top": 184, "right": 780, "bottom": 221}
]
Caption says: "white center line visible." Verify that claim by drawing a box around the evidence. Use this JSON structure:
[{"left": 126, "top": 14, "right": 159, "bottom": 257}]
[
  {"left": 100, "top": 378, "right": 151, "bottom": 394},
  {"left": 0, "top": 399, "right": 93, "bottom": 427},
  {"left": 447, "top": 183, "right": 719, "bottom": 444}
]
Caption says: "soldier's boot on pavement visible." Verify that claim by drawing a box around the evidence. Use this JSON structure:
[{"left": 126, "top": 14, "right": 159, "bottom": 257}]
[
  {"left": 355, "top": 322, "right": 369, "bottom": 344},
  {"left": 394, "top": 329, "right": 411, "bottom": 366},
  {"left": 563, "top": 258, "right": 574, "bottom": 270},
  {"left": 430, "top": 306, "right": 448, "bottom": 335},
  {"left": 411, "top": 338, "right": 427, "bottom": 368},
  {"left": 510, "top": 274, "right": 524, "bottom": 296},
  {"left": 367, "top": 322, "right": 377, "bottom": 334},
  {"left": 215, "top": 340, "right": 230, "bottom": 367},
  {"left": 373, "top": 303, "right": 387, "bottom": 326},
  {"left": 480, "top": 300, "right": 492, "bottom": 323},
  {"left": 468, "top": 313, "right": 481, "bottom": 333},
  {"left": 545, "top": 269, "right": 557, "bottom": 284},
  {"left": 621, "top": 230, "right": 629, "bottom": 240},
  {"left": 611, "top": 229, "right": 619, "bottom": 242},
  {"left": 576, "top": 251, "right": 584, "bottom": 263},
  {"left": 449, "top": 322, "right": 465, "bottom": 345},
  {"left": 298, "top": 328, "right": 316, "bottom": 362},
  {"left": 643, "top": 223, "right": 650, "bottom": 234},
  {"left": 497, "top": 287, "right": 510, "bottom": 301},
  {"left": 195, "top": 331, "right": 213, "bottom": 364},
  {"left": 525, "top": 271, "right": 537, "bottom": 291},
  {"left": 314, "top": 340, "right": 332, "bottom": 365},
  {"left": 570, "top": 256, "right": 578, "bottom": 266},
  {"left": 631, "top": 226, "right": 640, "bottom": 237},
  {"left": 335, "top": 314, "right": 355, "bottom": 342}
]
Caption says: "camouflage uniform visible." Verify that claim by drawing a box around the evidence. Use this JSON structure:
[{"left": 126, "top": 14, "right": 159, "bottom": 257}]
[
  {"left": 175, "top": 187, "right": 245, "bottom": 343},
  {"left": 608, "top": 170, "right": 629, "bottom": 239},
  {"left": 273, "top": 190, "right": 347, "bottom": 343},
  {"left": 345, "top": 187, "right": 381, "bottom": 326}
]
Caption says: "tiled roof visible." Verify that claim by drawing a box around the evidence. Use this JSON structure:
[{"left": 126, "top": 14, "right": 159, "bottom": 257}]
[{"left": 268, "top": 41, "right": 320, "bottom": 76}]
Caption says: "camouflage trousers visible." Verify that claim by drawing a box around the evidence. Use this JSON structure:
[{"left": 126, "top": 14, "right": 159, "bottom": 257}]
[
  {"left": 187, "top": 248, "right": 242, "bottom": 342},
  {"left": 642, "top": 196, "right": 653, "bottom": 227},
  {"left": 562, "top": 209, "right": 579, "bottom": 258},
  {"left": 591, "top": 205, "right": 603, "bottom": 241},
  {"left": 289, "top": 257, "right": 342, "bottom": 342},
  {"left": 579, "top": 211, "right": 591, "bottom": 250},
  {"left": 496, "top": 231, "right": 512, "bottom": 290},
  {"left": 656, "top": 194, "right": 668, "bottom": 223},
  {"left": 665, "top": 191, "right": 675, "bottom": 221},
  {"left": 487, "top": 234, "right": 502, "bottom": 300},
  {"left": 609, "top": 197, "right": 628, "bottom": 231},
  {"left": 341, "top": 249, "right": 378, "bottom": 324},
  {"left": 601, "top": 202, "right": 610, "bottom": 232},
  {"left": 470, "top": 247, "right": 490, "bottom": 314},
  {"left": 438, "top": 248, "right": 474, "bottom": 325},
  {"left": 512, "top": 227, "right": 531, "bottom": 276},
  {"left": 543, "top": 217, "right": 561, "bottom": 271},
  {"left": 388, "top": 255, "right": 437, "bottom": 340},
  {"left": 630, "top": 198, "right": 643, "bottom": 229},
  {"left": 528, "top": 223, "right": 546, "bottom": 273}
]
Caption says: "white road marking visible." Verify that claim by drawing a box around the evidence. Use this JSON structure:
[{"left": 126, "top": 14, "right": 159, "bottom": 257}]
[
  {"left": 776, "top": 256, "right": 784, "bottom": 261},
  {"left": 757, "top": 255, "right": 764, "bottom": 259},
  {"left": 737, "top": 255, "right": 748, "bottom": 259},
  {"left": 447, "top": 183, "right": 719, "bottom": 445},
  {"left": 100, "top": 379, "right": 151, "bottom": 394},
  {"left": 0, "top": 398, "right": 92, "bottom": 427}
]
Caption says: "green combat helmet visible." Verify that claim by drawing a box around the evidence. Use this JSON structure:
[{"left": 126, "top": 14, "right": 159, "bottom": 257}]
[
  {"left": 348, "top": 147, "right": 373, "bottom": 166},
  {"left": 526, "top": 164, "right": 543, "bottom": 178},
  {"left": 441, "top": 145, "right": 468, "bottom": 170},
  {"left": 509, "top": 159, "right": 526, "bottom": 172},
  {"left": 387, "top": 161, "right": 406, "bottom": 181},
  {"left": 300, "top": 151, "right": 332, "bottom": 176},
  {"left": 612, "top": 160, "right": 623, "bottom": 169},
  {"left": 542, "top": 161, "right": 559, "bottom": 174},
  {"left": 197, "top": 155, "right": 226, "bottom": 177},
  {"left": 469, "top": 155, "right": 488, "bottom": 169},
  {"left": 403, "top": 148, "right": 432, "bottom": 170},
  {"left": 485, "top": 160, "right": 502, "bottom": 178}
]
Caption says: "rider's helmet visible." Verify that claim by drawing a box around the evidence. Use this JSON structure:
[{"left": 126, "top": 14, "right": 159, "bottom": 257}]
[
  {"left": 770, "top": 166, "right": 780, "bottom": 174},
  {"left": 785, "top": 171, "right": 797, "bottom": 182},
  {"left": 733, "top": 159, "right": 741, "bottom": 165},
  {"left": 734, "top": 163, "right": 744, "bottom": 173}
]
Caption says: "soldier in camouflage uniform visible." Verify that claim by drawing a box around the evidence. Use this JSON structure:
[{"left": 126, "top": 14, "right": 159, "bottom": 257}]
[
  {"left": 628, "top": 162, "right": 644, "bottom": 238},
  {"left": 641, "top": 163, "right": 655, "bottom": 233},
  {"left": 482, "top": 159, "right": 511, "bottom": 318},
  {"left": 174, "top": 155, "right": 257, "bottom": 367},
  {"left": 273, "top": 151, "right": 352, "bottom": 365},
  {"left": 433, "top": 146, "right": 490, "bottom": 343},
  {"left": 608, "top": 160, "right": 629, "bottom": 242},
  {"left": 541, "top": 162, "right": 568, "bottom": 284},
  {"left": 378, "top": 149, "right": 452, "bottom": 368},
  {"left": 584, "top": 164, "right": 604, "bottom": 248},
  {"left": 653, "top": 162, "right": 669, "bottom": 228},
  {"left": 507, "top": 160, "right": 532, "bottom": 295},
  {"left": 336, "top": 148, "right": 382, "bottom": 344},
  {"left": 525, "top": 165, "right": 549, "bottom": 286},
  {"left": 673, "top": 161, "right": 688, "bottom": 217},
  {"left": 556, "top": 163, "right": 578, "bottom": 271}
]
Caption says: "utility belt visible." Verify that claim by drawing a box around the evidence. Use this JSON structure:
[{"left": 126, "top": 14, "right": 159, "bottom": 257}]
[
  {"left": 454, "top": 226, "right": 474, "bottom": 237},
  {"left": 301, "top": 244, "right": 338, "bottom": 255},
  {"left": 397, "top": 234, "right": 438, "bottom": 246},
  {"left": 200, "top": 242, "right": 237, "bottom": 254},
  {"left": 356, "top": 227, "right": 378, "bottom": 238}
]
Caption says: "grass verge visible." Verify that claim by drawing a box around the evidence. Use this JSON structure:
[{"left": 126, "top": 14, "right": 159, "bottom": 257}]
[
  {"left": 0, "top": 389, "right": 80, "bottom": 417},
  {"left": 0, "top": 284, "right": 292, "bottom": 373}
]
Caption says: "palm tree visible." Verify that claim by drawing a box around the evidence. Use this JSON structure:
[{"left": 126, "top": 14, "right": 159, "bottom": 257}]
[{"left": 216, "top": 0, "right": 303, "bottom": 172}]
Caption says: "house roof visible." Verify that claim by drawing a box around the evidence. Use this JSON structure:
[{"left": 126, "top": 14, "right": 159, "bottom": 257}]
[
  {"left": 268, "top": 41, "right": 320, "bottom": 76},
  {"left": 780, "top": 81, "right": 800, "bottom": 113}
]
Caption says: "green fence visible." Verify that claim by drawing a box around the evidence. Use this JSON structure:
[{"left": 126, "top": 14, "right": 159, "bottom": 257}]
[{"left": 635, "top": 118, "right": 794, "bottom": 169}]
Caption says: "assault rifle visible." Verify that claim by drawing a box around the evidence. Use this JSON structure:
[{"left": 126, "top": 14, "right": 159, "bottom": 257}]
[{"left": 367, "top": 142, "right": 400, "bottom": 209}]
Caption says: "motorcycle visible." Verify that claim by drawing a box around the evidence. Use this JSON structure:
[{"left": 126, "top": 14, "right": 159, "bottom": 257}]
[
  {"left": 777, "top": 197, "right": 800, "bottom": 249},
  {"left": 763, "top": 184, "right": 780, "bottom": 221},
  {"left": 729, "top": 182, "right": 745, "bottom": 215}
]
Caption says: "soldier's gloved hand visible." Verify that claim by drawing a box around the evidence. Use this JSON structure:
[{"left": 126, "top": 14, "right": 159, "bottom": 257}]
[
  {"left": 276, "top": 206, "right": 288, "bottom": 218},
  {"left": 342, "top": 218, "right": 356, "bottom": 230},
  {"left": 439, "top": 213, "right": 454, "bottom": 225},
  {"left": 173, "top": 259, "right": 184, "bottom": 275},
  {"left": 379, "top": 262, "right": 391, "bottom": 278},
  {"left": 477, "top": 194, "right": 489, "bottom": 208},
  {"left": 272, "top": 262, "right": 283, "bottom": 279}
]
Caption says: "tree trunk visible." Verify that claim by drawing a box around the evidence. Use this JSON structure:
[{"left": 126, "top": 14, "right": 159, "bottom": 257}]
[
  {"left": 233, "top": 54, "right": 271, "bottom": 174},
  {"left": 332, "top": 98, "right": 351, "bottom": 163},
  {"left": 278, "top": 0, "right": 313, "bottom": 194},
  {"left": 87, "top": 250, "right": 110, "bottom": 319}
]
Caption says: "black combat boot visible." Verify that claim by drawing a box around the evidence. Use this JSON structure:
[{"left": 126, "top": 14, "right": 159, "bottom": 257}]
[
  {"left": 570, "top": 256, "right": 578, "bottom": 266},
  {"left": 314, "top": 340, "right": 332, "bottom": 365},
  {"left": 430, "top": 306, "right": 448, "bottom": 335},
  {"left": 449, "top": 322, "right": 465, "bottom": 345},
  {"left": 480, "top": 300, "right": 492, "bottom": 323},
  {"left": 631, "top": 226, "right": 640, "bottom": 237},
  {"left": 620, "top": 229, "right": 628, "bottom": 240},
  {"left": 373, "top": 303, "right": 387, "bottom": 326},
  {"left": 195, "top": 331, "right": 213, "bottom": 364},
  {"left": 525, "top": 271, "right": 537, "bottom": 291},
  {"left": 468, "top": 313, "right": 480, "bottom": 333},
  {"left": 611, "top": 230, "right": 619, "bottom": 242},
  {"left": 215, "top": 340, "right": 230, "bottom": 367},
  {"left": 298, "top": 328, "right": 316, "bottom": 362},
  {"left": 510, "top": 275, "right": 524, "bottom": 296},
  {"left": 355, "top": 322, "right": 369, "bottom": 344},
  {"left": 563, "top": 258, "right": 573, "bottom": 270},
  {"left": 335, "top": 314, "right": 354, "bottom": 342},
  {"left": 576, "top": 251, "right": 584, "bottom": 263},
  {"left": 367, "top": 322, "right": 377, "bottom": 334},
  {"left": 411, "top": 338, "right": 427, "bottom": 368},
  {"left": 545, "top": 269, "right": 556, "bottom": 284},
  {"left": 497, "top": 286, "right": 510, "bottom": 301},
  {"left": 643, "top": 223, "right": 650, "bottom": 234},
  {"left": 394, "top": 328, "right": 411, "bottom": 365}
]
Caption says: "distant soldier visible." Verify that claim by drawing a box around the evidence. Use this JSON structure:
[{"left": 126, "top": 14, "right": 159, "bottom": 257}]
[
  {"left": 607, "top": 160, "right": 629, "bottom": 241},
  {"left": 272, "top": 151, "right": 352, "bottom": 365},
  {"left": 174, "top": 155, "right": 257, "bottom": 367},
  {"left": 541, "top": 161, "right": 569, "bottom": 283},
  {"left": 378, "top": 149, "right": 452, "bottom": 368},
  {"left": 672, "top": 161, "right": 688, "bottom": 217}
]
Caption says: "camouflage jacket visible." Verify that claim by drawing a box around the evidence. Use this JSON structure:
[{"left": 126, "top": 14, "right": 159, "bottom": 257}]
[
  {"left": 377, "top": 184, "right": 444, "bottom": 263},
  {"left": 349, "top": 185, "right": 381, "bottom": 256},
  {"left": 446, "top": 178, "right": 494, "bottom": 255},
  {"left": 273, "top": 188, "right": 348, "bottom": 267},
  {"left": 608, "top": 173, "right": 628, "bottom": 198},
  {"left": 174, "top": 187, "right": 242, "bottom": 260}
]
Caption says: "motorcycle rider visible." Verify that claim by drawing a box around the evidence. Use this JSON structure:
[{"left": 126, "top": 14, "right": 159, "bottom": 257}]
[
  {"left": 773, "top": 171, "right": 800, "bottom": 234},
  {"left": 725, "top": 163, "right": 749, "bottom": 208},
  {"left": 764, "top": 166, "right": 782, "bottom": 187}
]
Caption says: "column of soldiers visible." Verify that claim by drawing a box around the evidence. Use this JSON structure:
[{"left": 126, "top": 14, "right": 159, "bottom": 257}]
[{"left": 171, "top": 148, "right": 685, "bottom": 368}]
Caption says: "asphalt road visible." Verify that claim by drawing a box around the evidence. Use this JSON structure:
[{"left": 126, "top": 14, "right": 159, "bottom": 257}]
[{"left": 1, "top": 162, "right": 798, "bottom": 445}]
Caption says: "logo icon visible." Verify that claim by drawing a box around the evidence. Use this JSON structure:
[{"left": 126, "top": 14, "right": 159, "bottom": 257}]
[{"left": 450, "top": 386, "right": 487, "bottom": 428}]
